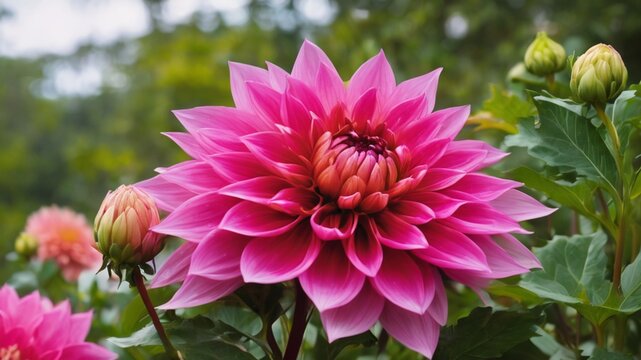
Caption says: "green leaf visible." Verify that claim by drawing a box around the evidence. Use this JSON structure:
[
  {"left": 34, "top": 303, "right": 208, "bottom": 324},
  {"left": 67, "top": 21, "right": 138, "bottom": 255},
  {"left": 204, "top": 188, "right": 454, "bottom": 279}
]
[
  {"left": 609, "top": 90, "right": 641, "bottom": 151},
  {"left": 506, "top": 96, "right": 618, "bottom": 193},
  {"left": 619, "top": 253, "right": 641, "bottom": 312},
  {"left": 486, "top": 281, "right": 543, "bottom": 306},
  {"left": 520, "top": 232, "right": 620, "bottom": 325},
  {"left": 530, "top": 327, "right": 575, "bottom": 360},
  {"left": 120, "top": 287, "right": 175, "bottom": 334},
  {"left": 589, "top": 348, "right": 633, "bottom": 360},
  {"left": 177, "top": 340, "right": 257, "bottom": 360},
  {"left": 508, "top": 167, "right": 596, "bottom": 218},
  {"left": 467, "top": 85, "right": 536, "bottom": 133},
  {"left": 433, "top": 307, "right": 543, "bottom": 360},
  {"left": 631, "top": 173, "right": 641, "bottom": 200}
]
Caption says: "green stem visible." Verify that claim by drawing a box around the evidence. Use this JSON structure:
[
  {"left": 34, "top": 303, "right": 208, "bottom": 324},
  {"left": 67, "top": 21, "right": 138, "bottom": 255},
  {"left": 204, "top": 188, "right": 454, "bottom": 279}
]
[
  {"left": 132, "top": 268, "right": 180, "bottom": 360},
  {"left": 594, "top": 323, "right": 605, "bottom": 347},
  {"left": 614, "top": 316, "right": 626, "bottom": 351},
  {"left": 545, "top": 74, "right": 556, "bottom": 92}
]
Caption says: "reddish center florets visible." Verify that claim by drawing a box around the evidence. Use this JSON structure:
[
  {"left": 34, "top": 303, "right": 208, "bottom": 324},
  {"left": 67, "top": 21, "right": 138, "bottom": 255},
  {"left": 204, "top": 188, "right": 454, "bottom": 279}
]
[
  {"left": 311, "top": 123, "right": 407, "bottom": 214},
  {"left": 0, "top": 345, "right": 21, "bottom": 360}
]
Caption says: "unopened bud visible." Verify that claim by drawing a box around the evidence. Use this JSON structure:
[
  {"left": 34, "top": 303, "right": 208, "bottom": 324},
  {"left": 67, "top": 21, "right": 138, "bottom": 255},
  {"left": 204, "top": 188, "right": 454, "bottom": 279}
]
[
  {"left": 524, "top": 32, "right": 566, "bottom": 76},
  {"left": 94, "top": 185, "right": 164, "bottom": 270},
  {"left": 15, "top": 232, "right": 38, "bottom": 258},
  {"left": 570, "top": 44, "right": 628, "bottom": 105}
]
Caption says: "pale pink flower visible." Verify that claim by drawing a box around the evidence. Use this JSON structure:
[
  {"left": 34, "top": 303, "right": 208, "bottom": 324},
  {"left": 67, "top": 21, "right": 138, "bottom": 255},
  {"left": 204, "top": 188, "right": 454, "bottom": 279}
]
[
  {"left": 139, "top": 41, "right": 555, "bottom": 357},
  {"left": 0, "top": 285, "right": 115, "bottom": 359},
  {"left": 25, "top": 206, "right": 102, "bottom": 281}
]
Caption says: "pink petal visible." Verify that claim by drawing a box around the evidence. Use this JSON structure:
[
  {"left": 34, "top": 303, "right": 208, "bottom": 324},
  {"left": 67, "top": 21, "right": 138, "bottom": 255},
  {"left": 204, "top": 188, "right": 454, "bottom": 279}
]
[
  {"left": 432, "top": 148, "right": 488, "bottom": 172},
  {"left": 448, "top": 140, "right": 509, "bottom": 169},
  {"left": 159, "top": 160, "right": 226, "bottom": 194},
  {"left": 300, "top": 243, "right": 365, "bottom": 311},
  {"left": 432, "top": 105, "right": 470, "bottom": 139},
  {"left": 420, "top": 168, "right": 466, "bottom": 191},
  {"left": 135, "top": 176, "right": 197, "bottom": 212},
  {"left": 206, "top": 152, "right": 272, "bottom": 183},
  {"left": 316, "top": 63, "right": 346, "bottom": 115},
  {"left": 370, "top": 211, "right": 428, "bottom": 250},
  {"left": 440, "top": 203, "right": 529, "bottom": 235},
  {"left": 414, "top": 222, "right": 490, "bottom": 272},
  {"left": 286, "top": 76, "right": 327, "bottom": 120},
  {"left": 494, "top": 233, "right": 541, "bottom": 269},
  {"left": 320, "top": 283, "right": 384, "bottom": 342},
  {"left": 350, "top": 87, "right": 377, "bottom": 126},
  {"left": 194, "top": 128, "right": 247, "bottom": 153},
  {"left": 229, "top": 62, "right": 270, "bottom": 113},
  {"left": 173, "top": 106, "right": 270, "bottom": 134},
  {"left": 384, "top": 94, "right": 426, "bottom": 130},
  {"left": 292, "top": 40, "right": 339, "bottom": 88},
  {"left": 151, "top": 242, "right": 197, "bottom": 288},
  {"left": 218, "top": 176, "right": 291, "bottom": 204},
  {"left": 220, "top": 201, "right": 301, "bottom": 237},
  {"left": 241, "top": 224, "right": 321, "bottom": 283},
  {"left": 428, "top": 271, "right": 448, "bottom": 325},
  {"left": 35, "top": 301, "right": 72, "bottom": 350},
  {"left": 152, "top": 192, "right": 239, "bottom": 242},
  {"left": 310, "top": 205, "right": 358, "bottom": 240},
  {"left": 446, "top": 173, "right": 521, "bottom": 202},
  {"left": 342, "top": 224, "right": 383, "bottom": 277},
  {"left": 471, "top": 234, "right": 531, "bottom": 278},
  {"left": 371, "top": 249, "right": 425, "bottom": 314},
  {"left": 246, "top": 81, "right": 282, "bottom": 124},
  {"left": 388, "top": 200, "right": 435, "bottom": 225},
  {"left": 410, "top": 191, "right": 468, "bottom": 219},
  {"left": 67, "top": 311, "right": 93, "bottom": 343},
  {"left": 190, "top": 230, "right": 251, "bottom": 280},
  {"left": 411, "top": 138, "right": 451, "bottom": 167},
  {"left": 159, "top": 275, "right": 243, "bottom": 309},
  {"left": 380, "top": 302, "right": 440, "bottom": 358},
  {"left": 281, "top": 92, "right": 313, "bottom": 142},
  {"left": 388, "top": 67, "right": 442, "bottom": 116},
  {"left": 348, "top": 50, "right": 395, "bottom": 106},
  {"left": 266, "top": 61, "right": 289, "bottom": 92},
  {"left": 58, "top": 344, "right": 116, "bottom": 360},
  {"left": 269, "top": 187, "right": 322, "bottom": 215},
  {"left": 162, "top": 132, "right": 207, "bottom": 160},
  {"left": 491, "top": 189, "right": 556, "bottom": 221}
]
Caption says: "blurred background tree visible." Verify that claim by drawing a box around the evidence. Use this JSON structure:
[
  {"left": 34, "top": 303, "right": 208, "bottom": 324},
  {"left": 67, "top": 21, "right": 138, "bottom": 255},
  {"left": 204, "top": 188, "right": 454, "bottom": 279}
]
[{"left": 1, "top": 0, "right": 640, "bottom": 273}]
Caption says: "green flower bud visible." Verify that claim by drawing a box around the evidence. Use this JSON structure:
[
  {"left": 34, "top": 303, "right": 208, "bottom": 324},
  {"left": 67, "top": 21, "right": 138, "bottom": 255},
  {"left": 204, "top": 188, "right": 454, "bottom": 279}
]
[
  {"left": 524, "top": 32, "right": 566, "bottom": 76},
  {"left": 15, "top": 232, "right": 38, "bottom": 258},
  {"left": 570, "top": 44, "right": 628, "bottom": 105},
  {"left": 94, "top": 185, "right": 165, "bottom": 273}
]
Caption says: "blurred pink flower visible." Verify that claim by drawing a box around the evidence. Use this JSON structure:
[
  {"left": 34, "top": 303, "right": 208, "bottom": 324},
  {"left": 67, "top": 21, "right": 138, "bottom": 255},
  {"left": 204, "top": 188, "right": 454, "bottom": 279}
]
[
  {"left": 25, "top": 206, "right": 102, "bottom": 281},
  {"left": 0, "top": 284, "right": 115, "bottom": 359},
  {"left": 139, "top": 41, "right": 555, "bottom": 357}
]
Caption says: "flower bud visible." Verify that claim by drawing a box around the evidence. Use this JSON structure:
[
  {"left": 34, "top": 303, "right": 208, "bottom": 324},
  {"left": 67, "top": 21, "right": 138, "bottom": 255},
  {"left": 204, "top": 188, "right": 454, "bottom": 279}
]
[
  {"left": 524, "top": 32, "right": 566, "bottom": 76},
  {"left": 15, "top": 232, "right": 38, "bottom": 258},
  {"left": 94, "top": 185, "right": 164, "bottom": 268},
  {"left": 570, "top": 44, "right": 628, "bottom": 105}
]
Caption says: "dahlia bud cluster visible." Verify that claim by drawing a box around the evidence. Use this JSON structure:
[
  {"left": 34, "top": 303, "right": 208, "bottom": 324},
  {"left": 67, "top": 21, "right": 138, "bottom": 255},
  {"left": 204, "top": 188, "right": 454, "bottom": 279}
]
[
  {"left": 94, "top": 185, "right": 165, "bottom": 280},
  {"left": 524, "top": 32, "right": 566, "bottom": 76},
  {"left": 570, "top": 43, "right": 628, "bottom": 105}
]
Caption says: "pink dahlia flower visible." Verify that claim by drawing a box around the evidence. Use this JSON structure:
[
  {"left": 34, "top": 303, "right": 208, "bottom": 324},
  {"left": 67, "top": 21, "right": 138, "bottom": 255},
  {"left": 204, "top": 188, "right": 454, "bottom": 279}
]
[
  {"left": 25, "top": 206, "right": 102, "bottom": 281},
  {"left": 0, "top": 285, "right": 115, "bottom": 359},
  {"left": 139, "top": 41, "right": 555, "bottom": 357}
]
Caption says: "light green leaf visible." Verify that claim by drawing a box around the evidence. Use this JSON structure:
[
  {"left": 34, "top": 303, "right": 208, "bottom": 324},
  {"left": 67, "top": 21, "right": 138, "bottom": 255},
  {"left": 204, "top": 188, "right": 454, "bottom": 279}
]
[
  {"left": 467, "top": 85, "right": 536, "bottom": 133},
  {"left": 120, "top": 287, "right": 175, "bottom": 334},
  {"left": 589, "top": 348, "right": 633, "bottom": 360},
  {"left": 620, "top": 254, "right": 641, "bottom": 312},
  {"left": 609, "top": 90, "right": 641, "bottom": 151},
  {"left": 506, "top": 96, "right": 618, "bottom": 193}
]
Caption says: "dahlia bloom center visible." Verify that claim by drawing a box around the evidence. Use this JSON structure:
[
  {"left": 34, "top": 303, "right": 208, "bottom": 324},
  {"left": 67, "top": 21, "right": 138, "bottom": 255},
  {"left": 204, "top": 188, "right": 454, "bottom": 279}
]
[
  {"left": 313, "top": 124, "right": 405, "bottom": 213},
  {"left": 0, "top": 345, "right": 20, "bottom": 360}
]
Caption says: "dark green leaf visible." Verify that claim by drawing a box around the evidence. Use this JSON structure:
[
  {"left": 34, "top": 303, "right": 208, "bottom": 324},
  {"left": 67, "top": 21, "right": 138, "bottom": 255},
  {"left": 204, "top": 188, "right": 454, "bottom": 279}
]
[
  {"left": 620, "top": 253, "right": 641, "bottom": 312},
  {"left": 506, "top": 96, "right": 618, "bottom": 192},
  {"left": 609, "top": 90, "right": 641, "bottom": 151},
  {"left": 177, "top": 340, "right": 257, "bottom": 360},
  {"left": 120, "top": 287, "right": 175, "bottom": 334},
  {"left": 589, "top": 348, "right": 633, "bottom": 360},
  {"left": 433, "top": 307, "right": 543, "bottom": 360}
]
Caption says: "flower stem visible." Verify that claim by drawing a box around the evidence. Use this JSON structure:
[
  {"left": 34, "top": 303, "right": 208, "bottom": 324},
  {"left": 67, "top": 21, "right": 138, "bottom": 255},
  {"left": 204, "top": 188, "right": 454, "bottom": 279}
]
[
  {"left": 132, "top": 267, "right": 180, "bottom": 360},
  {"left": 266, "top": 324, "right": 283, "bottom": 360},
  {"left": 283, "top": 281, "right": 310, "bottom": 360},
  {"left": 545, "top": 74, "right": 556, "bottom": 92}
]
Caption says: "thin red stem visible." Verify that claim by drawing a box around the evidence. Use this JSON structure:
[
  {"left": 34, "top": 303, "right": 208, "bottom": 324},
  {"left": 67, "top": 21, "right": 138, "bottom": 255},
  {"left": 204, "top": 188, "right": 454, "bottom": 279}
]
[
  {"left": 133, "top": 268, "right": 180, "bottom": 359},
  {"left": 283, "top": 282, "right": 310, "bottom": 360}
]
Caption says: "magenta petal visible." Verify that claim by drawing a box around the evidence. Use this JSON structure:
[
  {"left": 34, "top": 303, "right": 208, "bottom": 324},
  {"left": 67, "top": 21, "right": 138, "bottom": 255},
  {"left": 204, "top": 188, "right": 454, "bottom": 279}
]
[
  {"left": 151, "top": 242, "right": 197, "bottom": 288},
  {"left": 162, "top": 132, "right": 207, "bottom": 160},
  {"left": 494, "top": 233, "right": 541, "bottom": 269},
  {"left": 370, "top": 211, "right": 428, "bottom": 250},
  {"left": 447, "top": 173, "right": 521, "bottom": 202},
  {"left": 35, "top": 302, "right": 71, "bottom": 350},
  {"left": 440, "top": 203, "right": 529, "bottom": 235},
  {"left": 389, "top": 67, "right": 442, "bottom": 116},
  {"left": 350, "top": 87, "right": 377, "bottom": 126},
  {"left": 343, "top": 225, "right": 383, "bottom": 277},
  {"left": 229, "top": 62, "right": 270, "bottom": 112},
  {"left": 432, "top": 105, "right": 471, "bottom": 140},
  {"left": 316, "top": 63, "right": 346, "bottom": 114},
  {"left": 159, "top": 275, "right": 243, "bottom": 309},
  {"left": 241, "top": 224, "right": 321, "bottom": 283},
  {"left": 300, "top": 243, "right": 365, "bottom": 311},
  {"left": 247, "top": 81, "right": 282, "bottom": 124},
  {"left": 432, "top": 148, "right": 488, "bottom": 172},
  {"left": 411, "top": 191, "right": 468, "bottom": 219},
  {"left": 219, "top": 176, "right": 291, "bottom": 204},
  {"left": 371, "top": 249, "right": 425, "bottom": 314},
  {"left": 269, "top": 187, "right": 321, "bottom": 215},
  {"left": 348, "top": 50, "right": 395, "bottom": 106},
  {"left": 207, "top": 152, "right": 272, "bottom": 182},
  {"left": 58, "top": 343, "right": 116, "bottom": 360},
  {"left": 310, "top": 205, "right": 358, "bottom": 240},
  {"left": 241, "top": 131, "right": 311, "bottom": 185},
  {"left": 384, "top": 95, "right": 426, "bottom": 130},
  {"left": 389, "top": 200, "right": 435, "bottom": 225},
  {"left": 320, "top": 283, "right": 384, "bottom": 342},
  {"left": 380, "top": 302, "right": 440, "bottom": 358},
  {"left": 428, "top": 271, "right": 448, "bottom": 325},
  {"left": 135, "top": 175, "right": 197, "bottom": 212},
  {"left": 412, "top": 138, "right": 451, "bottom": 167},
  {"left": 471, "top": 234, "right": 531, "bottom": 278},
  {"left": 285, "top": 77, "right": 327, "bottom": 120},
  {"left": 281, "top": 92, "right": 313, "bottom": 140},
  {"left": 292, "top": 40, "right": 339, "bottom": 88},
  {"left": 67, "top": 311, "right": 93, "bottom": 343},
  {"left": 448, "top": 140, "right": 509, "bottom": 169},
  {"left": 266, "top": 61, "right": 288, "bottom": 92},
  {"left": 415, "top": 222, "right": 490, "bottom": 272},
  {"left": 152, "top": 192, "right": 239, "bottom": 242},
  {"left": 159, "top": 160, "right": 226, "bottom": 194},
  {"left": 173, "top": 106, "right": 270, "bottom": 134},
  {"left": 491, "top": 189, "right": 556, "bottom": 221},
  {"left": 420, "top": 168, "right": 466, "bottom": 191},
  {"left": 190, "top": 230, "right": 251, "bottom": 280},
  {"left": 220, "top": 201, "right": 301, "bottom": 237}
]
